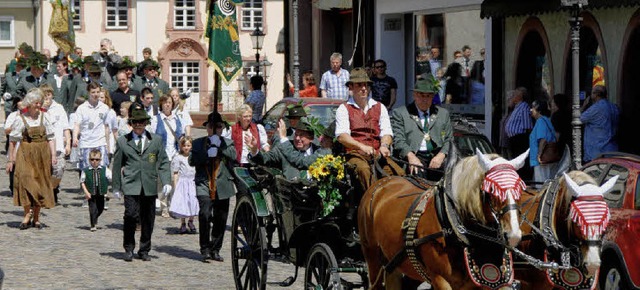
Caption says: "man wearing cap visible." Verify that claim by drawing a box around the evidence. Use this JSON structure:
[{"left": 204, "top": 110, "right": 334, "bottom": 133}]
[
  {"left": 132, "top": 59, "right": 169, "bottom": 104},
  {"left": 190, "top": 112, "right": 237, "bottom": 262},
  {"left": 74, "top": 63, "right": 111, "bottom": 101},
  {"left": 250, "top": 118, "right": 330, "bottom": 180},
  {"left": 17, "top": 52, "right": 54, "bottom": 96},
  {"left": 112, "top": 102, "right": 172, "bottom": 262},
  {"left": 335, "top": 68, "right": 404, "bottom": 193},
  {"left": 391, "top": 76, "right": 453, "bottom": 180}
]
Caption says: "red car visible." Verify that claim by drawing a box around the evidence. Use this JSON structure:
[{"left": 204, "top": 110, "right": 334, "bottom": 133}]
[{"left": 581, "top": 152, "right": 640, "bottom": 290}]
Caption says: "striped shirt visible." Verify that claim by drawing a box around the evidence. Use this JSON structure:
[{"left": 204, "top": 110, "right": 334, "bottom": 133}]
[
  {"left": 505, "top": 101, "right": 532, "bottom": 137},
  {"left": 319, "top": 68, "right": 350, "bottom": 100}
]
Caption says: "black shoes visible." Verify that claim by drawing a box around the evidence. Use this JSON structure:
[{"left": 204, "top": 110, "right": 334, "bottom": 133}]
[
  {"left": 201, "top": 251, "right": 213, "bottom": 262},
  {"left": 211, "top": 251, "right": 224, "bottom": 262},
  {"left": 124, "top": 251, "right": 134, "bottom": 262},
  {"left": 138, "top": 253, "right": 151, "bottom": 261}
]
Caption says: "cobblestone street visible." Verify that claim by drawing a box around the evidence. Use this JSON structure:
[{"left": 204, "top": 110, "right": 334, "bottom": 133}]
[{"left": 0, "top": 128, "right": 303, "bottom": 289}]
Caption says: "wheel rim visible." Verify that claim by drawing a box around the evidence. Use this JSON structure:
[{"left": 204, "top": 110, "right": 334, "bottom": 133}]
[
  {"left": 305, "top": 243, "right": 340, "bottom": 290},
  {"left": 604, "top": 267, "right": 622, "bottom": 290},
  {"left": 232, "top": 196, "right": 267, "bottom": 290}
]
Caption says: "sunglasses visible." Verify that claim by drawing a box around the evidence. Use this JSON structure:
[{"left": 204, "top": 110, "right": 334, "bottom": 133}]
[
  {"left": 131, "top": 119, "right": 146, "bottom": 124},
  {"left": 374, "top": 66, "right": 385, "bottom": 69},
  {"left": 90, "top": 158, "right": 101, "bottom": 161}
]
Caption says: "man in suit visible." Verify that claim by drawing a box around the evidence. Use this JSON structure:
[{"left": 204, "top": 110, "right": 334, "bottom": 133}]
[
  {"left": 17, "top": 52, "right": 54, "bottom": 96},
  {"left": 74, "top": 63, "right": 112, "bottom": 101},
  {"left": 250, "top": 118, "right": 330, "bottom": 180},
  {"left": 112, "top": 103, "right": 172, "bottom": 262},
  {"left": 91, "top": 38, "right": 122, "bottom": 78},
  {"left": 391, "top": 77, "right": 452, "bottom": 180},
  {"left": 190, "top": 112, "right": 237, "bottom": 262},
  {"left": 132, "top": 59, "right": 169, "bottom": 105}
]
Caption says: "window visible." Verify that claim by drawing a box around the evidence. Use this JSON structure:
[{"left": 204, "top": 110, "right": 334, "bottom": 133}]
[
  {"left": 174, "top": 0, "right": 196, "bottom": 29},
  {"left": 241, "top": 0, "right": 263, "bottom": 30},
  {"left": 72, "top": 0, "right": 81, "bottom": 29},
  {"left": 170, "top": 61, "right": 200, "bottom": 93},
  {"left": 602, "top": 165, "right": 628, "bottom": 209},
  {"left": 582, "top": 163, "right": 608, "bottom": 181},
  {"left": 0, "top": 16, "right": 15, "bottom": 47},
  {"left": 635, "top": 174, "right": 640, "bottom": 210},
  {"left": 106, "top": 0, "right": 128, "bottom": 29},
  {"left": 262, "top": 102, "right": 287, "bottom": 133},
  {"left": 243, "top": 64, "right": 261, "bottom": 78}
]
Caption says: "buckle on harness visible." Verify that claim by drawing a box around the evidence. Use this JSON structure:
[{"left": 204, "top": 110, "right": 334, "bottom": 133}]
[{"left": 401, "top": 218, "right": 411, "bottom": 230}]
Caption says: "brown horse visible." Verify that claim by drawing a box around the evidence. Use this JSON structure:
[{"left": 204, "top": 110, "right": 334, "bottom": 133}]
[
  {"left": 515, "top": 171, "right": 618, "bottom": 290},
  {"left": 359, "top": 149, "right": 528, "bottom": 290}
]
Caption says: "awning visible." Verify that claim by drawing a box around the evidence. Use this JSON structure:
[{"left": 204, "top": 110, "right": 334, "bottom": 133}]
[
  {"left": 313, "top": 0, "right": 352, "bottom": 10},
  {"left": 481, "top": 0, "right": 640, "bottom": 19}
]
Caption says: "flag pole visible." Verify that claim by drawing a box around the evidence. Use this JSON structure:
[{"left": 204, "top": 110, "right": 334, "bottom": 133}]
[{"left": 213, "top": 70, "right": 220, "bottom": 114}]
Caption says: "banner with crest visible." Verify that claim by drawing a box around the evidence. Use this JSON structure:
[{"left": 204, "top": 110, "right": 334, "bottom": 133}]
[
  {"left": 48, "top": 0, "right": 75, "bottom": 54},
  {"left": 206, "top": 0, "right": 244, "bottom": 85}
]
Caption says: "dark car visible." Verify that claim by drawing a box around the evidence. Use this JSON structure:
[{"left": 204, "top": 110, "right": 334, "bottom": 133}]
[
  {"left": 261, "top": 97, "right": 344, "bottom": 141},
  {"left": 580, "top": 152, "right": 640, "bottom": 290}
]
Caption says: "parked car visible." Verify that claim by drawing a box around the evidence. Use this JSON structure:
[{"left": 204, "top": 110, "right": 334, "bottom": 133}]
[
  {"left": 261, "top": 97, "right": 344, "bottom": 142},
  {"left": 580, "top": 152, "right": 640, "bottom": 290}
]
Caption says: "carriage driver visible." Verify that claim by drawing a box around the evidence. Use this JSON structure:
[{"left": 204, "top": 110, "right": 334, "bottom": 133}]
[
  {"left": 390, "top": 76, "right": 453, "bottom": 181},
  {"left": 335, "top": 67, "right": 404, "bottom": 193}
]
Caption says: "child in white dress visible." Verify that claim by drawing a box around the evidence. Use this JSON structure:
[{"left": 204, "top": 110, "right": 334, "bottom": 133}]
[{"left": 169, "top": 136, "right": 199, "bottom": 234}]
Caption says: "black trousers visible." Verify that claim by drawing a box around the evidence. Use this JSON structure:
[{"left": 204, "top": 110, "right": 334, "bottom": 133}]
[
  {"left": 88, "top": 194, "right": 105, "bottom": 226},
  {"left": 123, "top": 194, "right": 156, "bottom": 254},
  {"left": 197, "top": 195, "right": 230, "bottom": 254},
  {"left": 508, "top": 133, "right": 532, "bottom": 181},
  {"left": 415, "top": 150, "right": 444, "bottom": 181}
]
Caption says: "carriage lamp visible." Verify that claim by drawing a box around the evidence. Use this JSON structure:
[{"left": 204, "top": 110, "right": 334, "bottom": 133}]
[{"left": 562, "top": 0, "right": 588, "bottom": 168}]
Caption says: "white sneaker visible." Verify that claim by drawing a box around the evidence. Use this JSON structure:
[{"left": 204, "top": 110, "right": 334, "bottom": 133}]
[
  {"left": 82, "top": 200, "right": 88, "bottom": 208},
  {"left": 104, "top": 200, "right": 109, "bottom": 210},
  {"left": 90, "top": 226, "right": 97, "bottom": 232}
]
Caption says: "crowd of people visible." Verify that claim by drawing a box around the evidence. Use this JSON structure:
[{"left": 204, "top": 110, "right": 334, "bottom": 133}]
[{"left": 1, "top": 38, "right": 620, "bottom": 265}]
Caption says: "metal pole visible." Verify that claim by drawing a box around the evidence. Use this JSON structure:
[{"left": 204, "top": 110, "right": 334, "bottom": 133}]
[
  {"left": 292, "top": 0, "right": 301, "bottom": 98},
  {"left": 570, "top": 6, "right": 583, "bottom": 169}
]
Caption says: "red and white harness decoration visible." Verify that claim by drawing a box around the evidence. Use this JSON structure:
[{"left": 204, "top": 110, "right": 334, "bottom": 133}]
[
  {"left": 481, "top": 164, "right": 525, "bottom": 202},
  {"left": 569, "top": 197, "right": 610, "bottom": 237}
]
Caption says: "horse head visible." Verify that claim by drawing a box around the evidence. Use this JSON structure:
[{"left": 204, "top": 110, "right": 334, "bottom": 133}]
[
  {"left": 562, "top": 172, "right": 618, "bottom": 277},
  {"left": 452, "top": 149, "right": 528, "bottom": 247}
]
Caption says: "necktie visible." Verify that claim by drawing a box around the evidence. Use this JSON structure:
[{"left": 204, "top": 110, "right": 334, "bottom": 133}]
[
  {"left": 35, "top": 77, "right": 40, "bottom": 86},
  {"left": 423, "top": 112, "right": 433, "bottom": 152},
  {"left": 93, "top": 168, "right": 99, "bottom": 195},
  {"left": 137, "top": 136, "right": 143, "bottom": 152}
]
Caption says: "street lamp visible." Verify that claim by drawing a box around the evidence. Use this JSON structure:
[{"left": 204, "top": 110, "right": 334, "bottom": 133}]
[
  {"left": 251, "top": 25, "right": 266, "bottom": 72},
  {"left": 561, "top": 0, "right": 588, "bottom": 169},
  {"left": 261, "top": 57, "right": 273, "bottom": 82}
]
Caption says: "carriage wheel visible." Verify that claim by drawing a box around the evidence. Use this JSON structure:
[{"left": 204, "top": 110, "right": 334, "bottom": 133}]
[
  {"left": 305, "top": 243, "right": 342, "bottom": 290},
  {"left": 232, "top": 194, "right": 268, "bottom": 290}
]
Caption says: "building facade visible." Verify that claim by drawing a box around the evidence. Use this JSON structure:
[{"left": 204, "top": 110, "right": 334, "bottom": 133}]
[{"left": 1, "top": 0, "right": 284, "bottom": 114}]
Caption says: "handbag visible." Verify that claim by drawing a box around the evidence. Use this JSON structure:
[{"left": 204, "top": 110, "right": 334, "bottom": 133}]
[{"left": 539, "top": 118, "right": 561, "bottom": 164}]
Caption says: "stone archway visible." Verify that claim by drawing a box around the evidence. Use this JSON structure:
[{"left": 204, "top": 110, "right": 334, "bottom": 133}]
[
  {"left": 157, "top": 37, "right": 210, "bottom": 112},
  {"left": 618, "top": 9, "right": 640, "bottom": 155},
  {"left": 514, "top": 17, "right": 553, "bottom": 102}
]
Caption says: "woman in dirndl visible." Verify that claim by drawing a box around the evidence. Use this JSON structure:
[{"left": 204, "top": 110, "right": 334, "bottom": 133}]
[{"left": 5, "top": 88, "right": 56, "bottom": 229}]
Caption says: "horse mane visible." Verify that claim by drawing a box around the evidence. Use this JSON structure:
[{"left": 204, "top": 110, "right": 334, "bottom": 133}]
[
  {"left": 452, "top": 153, "right": 502, "bottom": 224},
  {"left": 556, "top": 170, "right": 598, "bottom": 237}
]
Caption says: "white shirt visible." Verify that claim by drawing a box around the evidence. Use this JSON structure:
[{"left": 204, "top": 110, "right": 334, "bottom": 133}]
[
  {"left": 133, "top": 132, "right": 146, "bottom": 150},
  {"left": 149, "top": 113, "right": 179, "bottom": 160},
  {"left": 80, "top": 166, "right": 113, "bottom": 183},
  {"left": 9, "top": 112, "right": 55, "bottom": 140},
  {"left": 173, "top": 107, "right": 193, "bottom": 133},
  {"left": 222, "top": 124, "right": 268, "bottom": 164},
  {"left": 416, "top": 105, "right": 430, "bottom": 151},
  {"left": 75, "top": 101, "right": 110, "bottom": 148},
  {"left": 335, "top": 96, "right": 393, "bottom": 137},
  {"left": 46, "top": 101, "right": 70, "bottom": 153}
]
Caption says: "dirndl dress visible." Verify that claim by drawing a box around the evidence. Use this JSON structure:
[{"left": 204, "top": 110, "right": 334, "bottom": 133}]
[
  {"left": 13, "top": 114, "right": 55, "bottom": 208},
  {"left": 169, "top": 155, "right": 199, "bottom": 218}
]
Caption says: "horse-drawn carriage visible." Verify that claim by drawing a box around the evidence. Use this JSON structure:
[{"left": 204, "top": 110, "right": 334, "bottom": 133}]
[{"left": 229, "top": 141, "right": 619, "bottom": 290}]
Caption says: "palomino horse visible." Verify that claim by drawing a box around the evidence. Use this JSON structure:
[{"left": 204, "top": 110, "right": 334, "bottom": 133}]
[
  {"left": 359, "top": 149, "right": 528, "bottom": 289},
  {"left": 515, "top": 171, "right": 618, "bottom": 290}
]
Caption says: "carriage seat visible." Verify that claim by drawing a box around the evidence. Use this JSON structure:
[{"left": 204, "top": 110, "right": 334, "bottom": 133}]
[{"left": 274, "top": 176, "right": 322, "bottom": 214}]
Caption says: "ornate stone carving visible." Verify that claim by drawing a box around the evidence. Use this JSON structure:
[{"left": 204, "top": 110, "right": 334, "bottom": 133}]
[{"left": 174, "top": 39, "right": 195, "bottom": 57}]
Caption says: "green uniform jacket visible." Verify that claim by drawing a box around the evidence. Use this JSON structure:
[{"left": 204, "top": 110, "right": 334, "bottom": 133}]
[
  {"left": 189, "top": 136, "right": 237, "bottom": 200},
  {"left": 132, "top": 76, "right": 169, "bottom": 104},
  {"left": 390, "top": 102, "right": 453, "bottom": 159},
  {"left": 17, "top": 72, "right": 54, "bottom": 97},
  {"left": 74, "top": 72, "right": 113, "bottom": 101},
  {"left": 1, "top": 71, "right": 21, "bottom": 113},
  {"left": 251, "top": 140, "right": 330, "bottom": 180},
  {"left": 112, "top": 131, "right": 171, "bottom": 196},
  {"left": 52, "top": 74, "right": 73, "bottom": 106}
]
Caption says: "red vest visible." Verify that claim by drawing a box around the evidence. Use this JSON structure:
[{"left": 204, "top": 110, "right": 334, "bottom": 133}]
[
  {"left": 231, "top": 122, "right": 260, "bottom": 163},
  {"left": 346, "top": 102, "right": 382, "bottom": 152}
]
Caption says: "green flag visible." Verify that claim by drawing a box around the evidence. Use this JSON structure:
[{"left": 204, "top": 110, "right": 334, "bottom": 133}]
[{"left": 206, "top": 0, "right": 243, "bottom": 85}]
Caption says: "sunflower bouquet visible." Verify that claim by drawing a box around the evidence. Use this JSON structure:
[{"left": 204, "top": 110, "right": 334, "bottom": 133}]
[{"left": 308, "top": 154, "right": 346, "bottom": 216}]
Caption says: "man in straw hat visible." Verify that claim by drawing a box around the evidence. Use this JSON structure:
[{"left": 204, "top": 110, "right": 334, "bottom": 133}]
[
  {"left": 112, "top": 103, "right": 172, "bottom": 262},
  {"left": 335, "top": 67, "right": 404, "bottom": 194},
  {"left": 190, "top": 111, "right": 237, "bottom": 262},
  {"left": 390, "top": 75, "right": 452, "bottom": 180}
]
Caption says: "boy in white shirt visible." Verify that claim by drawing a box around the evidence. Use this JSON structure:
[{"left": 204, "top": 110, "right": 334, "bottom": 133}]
[
  {"left": 72, "top": 82, "right": 111, "bottom": 171},
  {"left": 41, "top": 84, "right": 71, "bottom": 205}
]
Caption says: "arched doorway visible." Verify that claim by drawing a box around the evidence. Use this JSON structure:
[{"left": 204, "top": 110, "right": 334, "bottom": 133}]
[
  {"left": 563, "top": 13, "right": 607, "bottom": 98},
  {"left": 619, "top": 11, "right": 640, "bottom": 155},
  {"left": 515, "top": 18, "right": 552, "bottom": 103}
]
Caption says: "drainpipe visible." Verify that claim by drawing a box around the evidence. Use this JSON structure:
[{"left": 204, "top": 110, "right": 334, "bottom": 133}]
[{"left": 33, "top": 0, "right": 41, "bottom": 50}]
